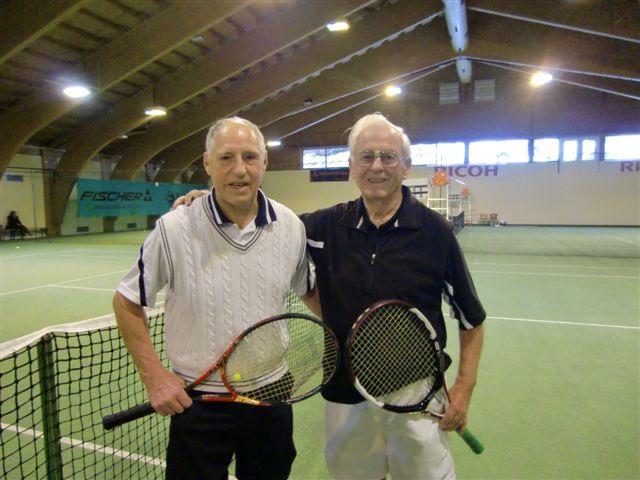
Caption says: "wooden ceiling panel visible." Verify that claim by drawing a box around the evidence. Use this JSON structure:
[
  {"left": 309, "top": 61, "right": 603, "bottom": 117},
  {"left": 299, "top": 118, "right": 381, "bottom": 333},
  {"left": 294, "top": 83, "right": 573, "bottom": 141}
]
[
  {"left": 172, "top": 41, "right": 209, "bottom": 60},
  {"left": 26, "top": 37, "right": 85, "bottom": 64},
  {"left": 127, "top": 71, "right": 156, "bottom": 87},
  {"left": 107, "top": 0, "right": 152, "bottom": 22},
  {"left": 0, "top": 0, "right": 633, "bottom": 235},
  {"left": 9, "top": 49, "right": 72, "bottom": 75},
  {"left": 121, "top": 0, "right": 167, "bottom": 16},
  {"left": 139, "top": 62, "right": 169, "bottom": 79},
  {"left": 225, "top": 7, "right": 260, "bottom": 33},
  {"left": 0, "top": 62, "right": 45, "bottom": 88},
  {"left": 73, "top": 8, "right": 130, "bottom": 37},
  {"left": 100, "top": 86, "right": 133, "bottom": 101},
  {"left": 56, "top": 22, "right": 112, "bottom": 47},
  {"left": 80, "top": 1, "right": 144, "bottom": 30},
  {"left": 0, "top": 0, "right": 86, "bottom": 65},
  {"left": 209, "top": 19, "right": 243, "bottom": 42},
  {"left": 468, "top": 0, "right": 640, "bottom": 43}
]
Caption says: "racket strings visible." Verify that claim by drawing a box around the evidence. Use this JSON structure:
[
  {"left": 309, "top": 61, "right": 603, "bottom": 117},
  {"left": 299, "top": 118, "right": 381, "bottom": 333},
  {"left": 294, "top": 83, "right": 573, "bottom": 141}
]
[
  {"left": 225, "top": 316, "right": 338, "bottom": 402},
  {"left": 350, "top": 305, "right": 440, "bottom": 407}
]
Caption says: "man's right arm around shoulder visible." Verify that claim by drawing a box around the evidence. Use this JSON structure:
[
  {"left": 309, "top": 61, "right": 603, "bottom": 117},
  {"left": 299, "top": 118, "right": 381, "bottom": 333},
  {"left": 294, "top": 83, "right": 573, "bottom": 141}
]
[{"left": 113, "top": 291, "right": 192, "bottom": 416}]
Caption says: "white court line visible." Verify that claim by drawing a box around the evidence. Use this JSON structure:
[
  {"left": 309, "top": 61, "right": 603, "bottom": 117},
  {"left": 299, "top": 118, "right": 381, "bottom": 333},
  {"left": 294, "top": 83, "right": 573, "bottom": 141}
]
[
  {"left": 53, "top": 285, "right": 165, "bottom": 296},
  {"left": 486, "top": 315, "right": 639, "bottom": 330},
  {"left": 1, "top": 251, "right": 135, "bottom": 260},
  {"left": 1, "top": 422, "right": 166, "bottom": 468},
  {"left": 0, "top": 270, "right": 129, "bottom": 296},
  {"left": 51, "top": 253, "right": 135, "bottom": 260},
  {"left": 53, "top": 285, "right": 120, "bottom": 293},
  {"left": 599, "top": 234, "right": 640, "bottom": 247},
  {"left": 469, "top": 261, "right": 639, "bottom": 271},
  {"left": 471, "top": 269, "right": 639, "bottom": 279},
  {"left": 1, "top": 250, "right": 102, "bottom": 259},
  {"left": 1, "top": 415, "right": 238, "bottom": 480}
]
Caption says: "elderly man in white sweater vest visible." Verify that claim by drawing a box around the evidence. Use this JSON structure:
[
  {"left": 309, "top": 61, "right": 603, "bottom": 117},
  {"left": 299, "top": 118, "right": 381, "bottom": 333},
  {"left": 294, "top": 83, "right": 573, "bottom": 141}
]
[{"left": 114, "top": 117, "right": 318, "bottom": 480}]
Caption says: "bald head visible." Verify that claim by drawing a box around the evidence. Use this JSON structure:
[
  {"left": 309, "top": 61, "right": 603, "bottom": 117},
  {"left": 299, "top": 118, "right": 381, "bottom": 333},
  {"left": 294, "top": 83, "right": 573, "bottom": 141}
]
[{"left": 205, "top": 116, "right": 265, "bottom": 154}]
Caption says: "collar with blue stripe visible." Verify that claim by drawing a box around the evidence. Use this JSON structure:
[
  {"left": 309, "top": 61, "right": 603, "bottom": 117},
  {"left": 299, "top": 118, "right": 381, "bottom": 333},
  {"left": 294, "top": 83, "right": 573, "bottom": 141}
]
[{"left": 207, "top": 188, "right": 277, "bottom": 227}]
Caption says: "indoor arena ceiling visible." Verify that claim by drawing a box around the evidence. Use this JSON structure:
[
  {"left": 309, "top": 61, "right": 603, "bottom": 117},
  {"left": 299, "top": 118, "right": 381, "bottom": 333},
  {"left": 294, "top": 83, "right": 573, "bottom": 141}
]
[{"left": 0, "top": 0, "right": 638, "bottom": 186}]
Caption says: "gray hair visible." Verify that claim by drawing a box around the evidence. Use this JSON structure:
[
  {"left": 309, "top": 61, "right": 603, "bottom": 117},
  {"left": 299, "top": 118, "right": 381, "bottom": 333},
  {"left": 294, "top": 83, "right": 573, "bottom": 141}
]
[
  {"left": 347, "top": 113, "right": 412, "bottom": 167},
  {"left": 205, "top": 116, "right": 266, "bottom": 153}
]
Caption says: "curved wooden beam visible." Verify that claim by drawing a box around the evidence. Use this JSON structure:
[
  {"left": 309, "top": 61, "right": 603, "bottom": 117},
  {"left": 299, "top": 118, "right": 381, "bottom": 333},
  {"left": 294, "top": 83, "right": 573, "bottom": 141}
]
[{"left": 0, "top": 1, "right": 248, "bottom": 175}]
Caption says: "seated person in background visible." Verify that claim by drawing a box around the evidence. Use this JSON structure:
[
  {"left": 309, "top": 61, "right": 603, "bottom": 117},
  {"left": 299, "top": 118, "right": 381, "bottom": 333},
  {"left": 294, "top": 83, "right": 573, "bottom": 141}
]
[{"left": 6, "top": 211, "right": 31, "bottom": 239}]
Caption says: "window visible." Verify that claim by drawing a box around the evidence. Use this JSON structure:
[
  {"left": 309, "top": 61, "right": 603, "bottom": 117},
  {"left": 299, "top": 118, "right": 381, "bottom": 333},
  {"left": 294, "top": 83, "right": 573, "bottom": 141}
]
[
  {"left": 533, "top": 138, "right": 560, "bottom": 162},
  {"left": 408, "top": 143, "right": 464, "bottom": 166},
  {"left": 581, "top": 139, "right": 597, "bottom": 161},
  {"left": 469, "top": 139, "right": 529, "bottom": 165},
  {"left": 435, "top": 142, "right": 465, "bottom": 165},
  {"left": 562, "top": 140, "right": 578, "bottom": 162},
  {"left": 303, "top": 147, "right": 350, "bottom": 169},
  {"left": 325, "top": 147, "right": 349, "bottom": 168},
  {"left": 411, "top": 143, "right": 437, "bottom": 166},
  {"left": 302, "top": 148, "right": 327, "bottom": 169},
  {"left": 604, "top": 134, "right": 640, "bottom": 161}
]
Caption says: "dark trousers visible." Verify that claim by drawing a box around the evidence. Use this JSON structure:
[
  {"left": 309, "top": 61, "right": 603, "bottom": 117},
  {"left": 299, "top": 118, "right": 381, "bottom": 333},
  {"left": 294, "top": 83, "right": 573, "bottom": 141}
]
[
  {"left": 166, "top": 400, "right": 296, "bottom": 480},
  {"left": 8, "top": 225, "right": 29, "bottom": 239}
]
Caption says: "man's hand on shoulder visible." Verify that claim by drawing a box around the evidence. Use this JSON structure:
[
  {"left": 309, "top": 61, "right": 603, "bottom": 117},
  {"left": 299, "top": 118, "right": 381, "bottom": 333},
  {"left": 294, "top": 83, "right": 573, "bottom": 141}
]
[{"left": 172, "top": 189, "right": 209, "bottom": 210}]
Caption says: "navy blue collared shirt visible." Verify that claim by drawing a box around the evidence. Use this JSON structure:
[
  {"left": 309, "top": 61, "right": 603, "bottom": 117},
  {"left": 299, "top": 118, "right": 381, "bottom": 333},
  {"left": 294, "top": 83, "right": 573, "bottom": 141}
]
[
  {"left": 207, "top": 187, "right": 277, "bottom": 227},
  {"left": 301, "top": 186, "right": 485, "bottom": 404}
]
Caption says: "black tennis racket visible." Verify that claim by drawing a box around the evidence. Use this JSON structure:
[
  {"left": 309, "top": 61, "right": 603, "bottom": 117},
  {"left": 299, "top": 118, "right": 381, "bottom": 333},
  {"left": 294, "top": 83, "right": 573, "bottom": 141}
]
[
  {"left": 346, "top": 300, "right": 484, "bottom": 454},
  {"left": 104, "top": 313, "right": 339, "bottom": 430}
]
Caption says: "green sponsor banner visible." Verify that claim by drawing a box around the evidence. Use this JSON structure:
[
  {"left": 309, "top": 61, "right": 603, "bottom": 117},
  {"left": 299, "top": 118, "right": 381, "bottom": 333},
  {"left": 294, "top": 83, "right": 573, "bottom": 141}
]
[{"left": 77, "top": 179, "right": 208, "bottom": 217}]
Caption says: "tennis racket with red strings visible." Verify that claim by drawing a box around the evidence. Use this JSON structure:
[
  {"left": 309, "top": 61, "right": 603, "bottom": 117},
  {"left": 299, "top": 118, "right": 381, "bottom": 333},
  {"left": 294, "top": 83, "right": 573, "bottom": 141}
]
[{"left": 104, "top": 313, "right": 339, "bottom": 430}]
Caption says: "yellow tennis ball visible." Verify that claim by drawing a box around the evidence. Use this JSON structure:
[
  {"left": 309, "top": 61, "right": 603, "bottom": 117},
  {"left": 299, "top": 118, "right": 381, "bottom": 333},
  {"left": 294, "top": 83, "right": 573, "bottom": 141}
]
[{"left": 231, "top": 373, "right": 242, "bottom": 381}]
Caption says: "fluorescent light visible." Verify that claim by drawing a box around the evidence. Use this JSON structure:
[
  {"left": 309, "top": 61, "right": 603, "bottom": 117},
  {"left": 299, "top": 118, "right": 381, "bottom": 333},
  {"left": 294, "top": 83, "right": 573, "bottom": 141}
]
[
  {"left": 530, "top": 71, "right": 553, "bottom": 87},
  {"left": 119, "top": 134, "right": 129, "bottom": 139},
  {"left": 63, "top": 85, "right": 91, "bottom": 98},
  {"left": 266, "top": 140, "right": 282, "bottom": 148},
  {"left": 327, "top": 21, "right": 349, "bottom": 32},
  {"left": 385, "top": 85, "right": 402, "bottom": 97},
  {"left": 144, "top": 106, "right": 167, "bottom": 116}
]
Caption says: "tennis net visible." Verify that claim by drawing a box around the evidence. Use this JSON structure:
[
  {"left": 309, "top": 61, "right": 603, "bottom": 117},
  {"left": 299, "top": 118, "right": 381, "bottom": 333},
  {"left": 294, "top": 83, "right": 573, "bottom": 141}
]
[
  {"left": 0, "top": 310, "right": 169, "bottom": 480},
  {"left": 0, "top": 295, "right": 310, "bottom": 480}
]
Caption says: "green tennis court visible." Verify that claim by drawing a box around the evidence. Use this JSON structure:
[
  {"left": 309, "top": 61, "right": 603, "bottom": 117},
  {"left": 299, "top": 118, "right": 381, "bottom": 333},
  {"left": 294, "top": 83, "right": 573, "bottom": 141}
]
[{"left": 1, "top": 226, "right": 639, "bottom": 479}]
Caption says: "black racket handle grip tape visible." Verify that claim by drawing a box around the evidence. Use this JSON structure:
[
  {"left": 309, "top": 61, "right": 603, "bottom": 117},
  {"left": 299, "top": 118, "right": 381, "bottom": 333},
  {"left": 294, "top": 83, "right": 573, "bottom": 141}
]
[{"left": 103, "top": 402, "right": 155, "bottom": 430}]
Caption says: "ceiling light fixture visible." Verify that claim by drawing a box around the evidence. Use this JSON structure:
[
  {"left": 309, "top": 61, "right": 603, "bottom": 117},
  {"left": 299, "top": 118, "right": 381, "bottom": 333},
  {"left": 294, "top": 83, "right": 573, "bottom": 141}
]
[
  {"left": 385, "top": 85, "right": 402, "bottom": 97},
  {"left": 327, "top": 21, "right": 349, "bottom": 32},
  {"left": 144, "top": 106, "right": 167, "bottom": 116},
  {"left": 530, "top": 71, "right": 553, "bottom": 87},
  {"left": 266, "top": 140, "right": 282, "bottom": 148},
  {"left": 63, "top": 85, "right": 91, "bottom": 98}
]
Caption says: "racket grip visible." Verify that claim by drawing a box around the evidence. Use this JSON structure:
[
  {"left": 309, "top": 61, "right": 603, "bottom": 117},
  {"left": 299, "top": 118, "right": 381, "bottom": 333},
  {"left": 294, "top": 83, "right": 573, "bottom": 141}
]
[
  {"left": 103, "top": 402, "right": 155, "bottom": 430},
  {"left": 457, "top": 428, "right": 484, "bottom": 454}
]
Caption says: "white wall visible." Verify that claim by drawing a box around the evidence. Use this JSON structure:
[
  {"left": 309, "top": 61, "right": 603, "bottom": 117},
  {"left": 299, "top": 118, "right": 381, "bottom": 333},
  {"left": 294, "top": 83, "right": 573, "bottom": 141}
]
[
  {"left": 262, "top": 160, "right": 640, "bottom": 225},
  {"left": 0, "top": 154, "right": 46, "bottom": 230},
  {"left": 4, "top": 154, "right": 638, "bottom": 235}
]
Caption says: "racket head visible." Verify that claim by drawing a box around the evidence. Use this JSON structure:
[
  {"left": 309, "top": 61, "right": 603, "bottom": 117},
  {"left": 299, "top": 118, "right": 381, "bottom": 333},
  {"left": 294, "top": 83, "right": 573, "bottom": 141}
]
[
  {"left": 346, "top": 300, "right": 445, "bottom": 413},
  {"left": 220, "top": 313, "right": 339, "bottom": 405}
]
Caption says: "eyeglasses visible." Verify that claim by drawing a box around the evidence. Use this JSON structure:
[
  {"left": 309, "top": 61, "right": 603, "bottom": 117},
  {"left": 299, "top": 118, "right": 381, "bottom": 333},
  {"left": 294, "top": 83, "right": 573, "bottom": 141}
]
[{"left": 355, "top": 150, "right": 401, "bottom": 167}]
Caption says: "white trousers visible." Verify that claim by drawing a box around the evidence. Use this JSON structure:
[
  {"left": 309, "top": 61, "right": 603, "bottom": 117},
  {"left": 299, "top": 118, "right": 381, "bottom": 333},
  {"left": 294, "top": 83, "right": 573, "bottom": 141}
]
[{"left": 324, "top": 396, "right": 455, "bottom": 480}]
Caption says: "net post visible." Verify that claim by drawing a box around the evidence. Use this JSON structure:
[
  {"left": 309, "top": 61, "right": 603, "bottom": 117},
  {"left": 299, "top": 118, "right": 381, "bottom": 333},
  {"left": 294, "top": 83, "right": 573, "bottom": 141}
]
[{"left": 37, "top": 334, "right": 64, "bottom": 480}]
